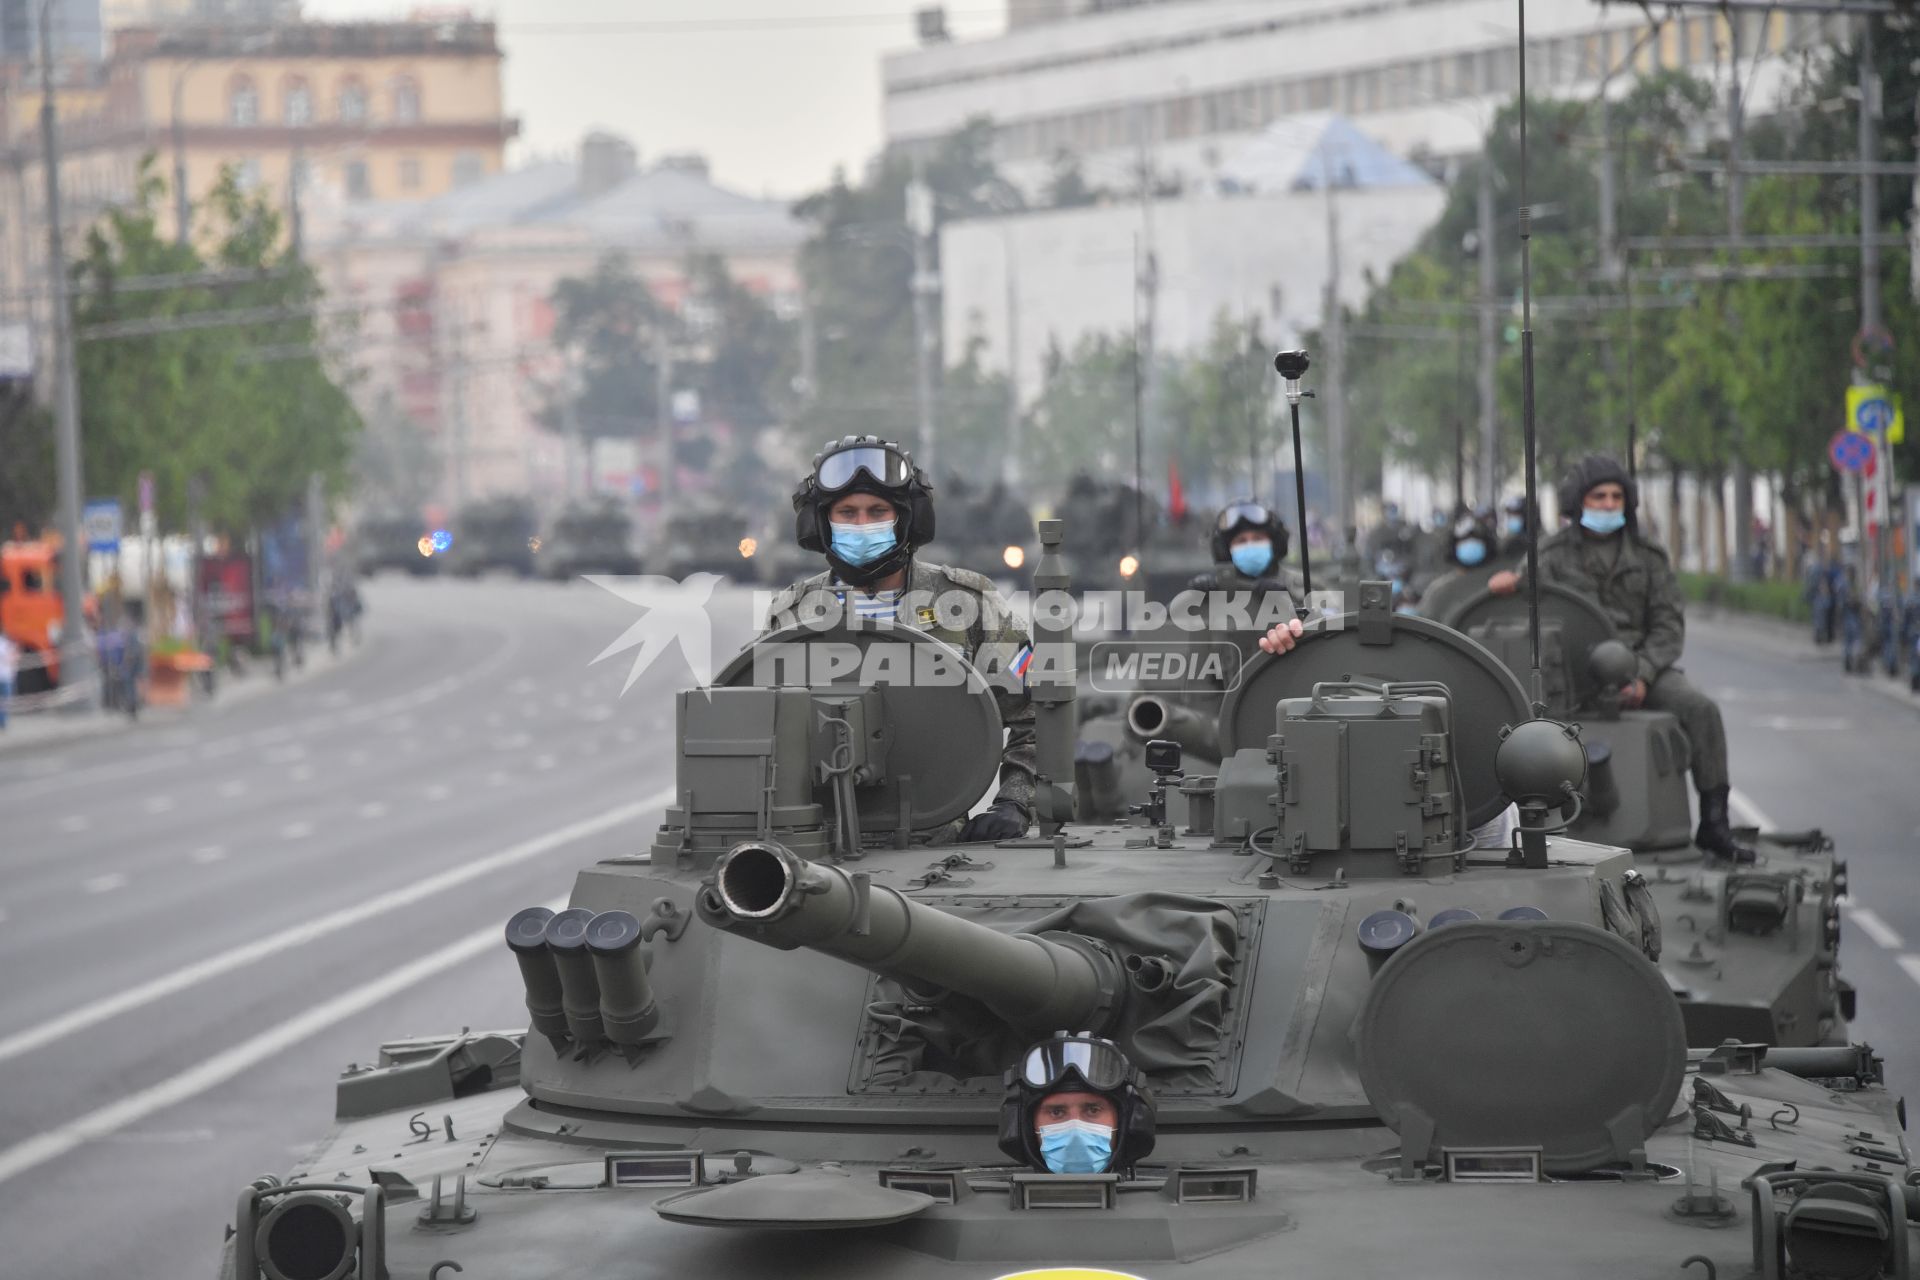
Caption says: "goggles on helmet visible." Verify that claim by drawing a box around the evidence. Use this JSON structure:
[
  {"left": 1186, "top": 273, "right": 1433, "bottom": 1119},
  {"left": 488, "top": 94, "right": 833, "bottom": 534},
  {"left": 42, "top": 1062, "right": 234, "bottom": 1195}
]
[
  {"left": 1215, "top": 502, "right": 1275, "bottom": 534},
  {"left": 1016, "top": 1035, "right": 1135, "bottom": 1093},
  {"left": 816, "top": 443, "right": 915, "bottom": 494}
]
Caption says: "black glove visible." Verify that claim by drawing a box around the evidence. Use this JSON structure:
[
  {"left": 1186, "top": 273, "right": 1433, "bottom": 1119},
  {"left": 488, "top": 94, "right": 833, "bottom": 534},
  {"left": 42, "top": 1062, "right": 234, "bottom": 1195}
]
[{"left": 960, "top": 800, "right": 1028, "bottom": 843}]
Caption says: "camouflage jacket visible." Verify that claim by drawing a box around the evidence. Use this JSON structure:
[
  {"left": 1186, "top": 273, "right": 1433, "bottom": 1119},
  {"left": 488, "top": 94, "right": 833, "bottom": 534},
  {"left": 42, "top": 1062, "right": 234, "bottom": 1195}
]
[
  {"left": 1530, "top": 527, "right": 1685, "bottom": 684},
  {"left": 760, "top": 559, "right": 1037, "bottom": 824}
]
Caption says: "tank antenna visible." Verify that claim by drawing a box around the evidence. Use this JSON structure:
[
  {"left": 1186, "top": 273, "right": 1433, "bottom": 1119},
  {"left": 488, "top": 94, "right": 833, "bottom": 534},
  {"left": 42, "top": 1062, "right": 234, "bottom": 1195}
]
[
  {"left": 1515, "top": 0, "right": 1546, "bottom": 715},
  {"left": 1273, "top": 348, "right": 1315, "bottom": 614}
]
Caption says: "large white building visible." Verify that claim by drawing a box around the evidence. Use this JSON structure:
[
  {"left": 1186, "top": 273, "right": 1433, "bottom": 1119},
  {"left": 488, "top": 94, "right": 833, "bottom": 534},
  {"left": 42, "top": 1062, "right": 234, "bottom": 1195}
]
[
  {"left": 942, "top": 114, "right": 1445, "bottom": 407},
  {"left": 888, "top": 0, "right": 1843, "bottom": 195}
]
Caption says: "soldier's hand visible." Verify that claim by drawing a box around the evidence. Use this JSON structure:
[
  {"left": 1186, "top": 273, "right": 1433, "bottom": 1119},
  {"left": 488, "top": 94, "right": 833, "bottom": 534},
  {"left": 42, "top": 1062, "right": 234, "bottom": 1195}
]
[
  {"left": 960, "top": 800, "right": 1028, "bottom": 843},
  {"left": 1258, "top": 618, "right": 1305, "bottom": 655},
  {"left": 1488, "top": 571, "right": 1520, "bottom": 595},
  {"left": 1620, "top": 678, "right": 1647, "bottom": 709}
]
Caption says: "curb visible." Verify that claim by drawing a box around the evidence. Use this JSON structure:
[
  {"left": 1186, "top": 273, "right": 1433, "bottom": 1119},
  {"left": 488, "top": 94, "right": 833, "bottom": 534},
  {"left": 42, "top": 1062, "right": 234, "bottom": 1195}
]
[
  {"left": 1687, "top": 604, "right": 1920, "bottom": 716},
  {"left": 0, "top": 635, "right": 369, "bottom": 759}
]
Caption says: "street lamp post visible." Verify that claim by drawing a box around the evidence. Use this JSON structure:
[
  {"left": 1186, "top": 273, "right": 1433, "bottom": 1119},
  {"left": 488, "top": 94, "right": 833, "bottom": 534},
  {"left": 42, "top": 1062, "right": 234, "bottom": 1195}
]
[{"left": 39, "top": 0, "right": 91, "bottom": 707}]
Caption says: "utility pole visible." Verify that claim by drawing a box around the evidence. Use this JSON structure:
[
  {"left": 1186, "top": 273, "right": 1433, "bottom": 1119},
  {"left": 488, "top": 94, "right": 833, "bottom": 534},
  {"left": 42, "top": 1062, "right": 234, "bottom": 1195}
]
[
  {"left": 1727, "top": 12, "right": 1756, "bottom": 581},
  {"left": 171, "top": 67, "right": 193, "bottom": 247},
  {"left": 1857, "top": 13, "right": 1891, "bottom": 590},
  {"left": 1134, "top": 102, "right": 1160, "bottom": 499},
  {"left": 1476, "top": 156, "right": 1498, "bottom": 507},
  {"left": 442, "top": 289, "right": 469, "bottom": 511},
  {"left": 1322, "top": 170, "right": 1351, "bottom": 546},
  {"left": 654, "top": 324, "right": 675, "bottom": 524},
  {"left": 1001, "top": 228, "right": 1022, "bottom": 488},
  {"left": 905, "top": 163, "right": 939, "bottom": 476},
  {"left": 41, "top": 3, "right": 91, "bottom": 707}
]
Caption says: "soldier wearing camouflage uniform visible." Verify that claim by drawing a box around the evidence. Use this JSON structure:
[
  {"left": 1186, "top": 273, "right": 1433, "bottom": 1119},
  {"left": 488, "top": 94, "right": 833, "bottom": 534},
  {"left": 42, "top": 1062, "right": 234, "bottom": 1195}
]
[
  {"left": 1492, "top": 454, "right": 1753, "bottom": 862},
  {"left": 1167, "top": 501, "right": 1303, "bottom": 697},
  {"left": 763, "top": 436, "right": 1035, "bottom": 844}
]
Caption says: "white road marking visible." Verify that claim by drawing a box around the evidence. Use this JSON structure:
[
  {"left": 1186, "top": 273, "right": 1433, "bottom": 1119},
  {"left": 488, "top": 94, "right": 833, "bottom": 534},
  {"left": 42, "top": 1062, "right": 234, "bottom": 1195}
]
[
  {"left": 218, "top": 780, "right": 247, "bottom": 799},
  {"left": 289, "top": 765, "right": 315, "bottom": 783},
  {"left": 280, "top": 821, "right": 314, "bottom": 840},
  {"left": 0, "top": 905, "right": 555, "bottom": 1186},
  {"left": 0, "top": 906, "right": 8, "bottom": 924},
  {"left": 485, "top": 712, "right": 504, "bottom": 727},
  {"left": 485, "top": 771, "right": 510, "bottom": 787},
  {"left": 532, "top": 754, "right": 557, "bottom": 771},
  {"left": 424, "top": 783, "right": 451, "bottom": 801},
  {"left": 1726, "top": 787, "right": 1778, "bottom": 833},
  {"left": 264, "top": 745, "right": 306, "bottom": 765},
  {"left": 82, "top": 874, "right": 127, "bottom": 895},
  {"left": 580, "top": 706, "right": 613, "bottom": 722},
  {"left": 99, "top": 1128, "right": 217, "bottom": 1144},
  {"left": 58, "top": 815, "right": 89, "bottom": 833},
  {"left": 143, "top": 795, "right": 176, "bottom": 815},
  {"left": 357, "top": 801, "right": 387, "bottom": 819},
  {"left": 190, "top": 846, "right": 227, "bottom": 865},
  {"left": 1899, "top": 955, "right": 1920, "bottom": 990},
  {"left": 347, "top": 750, "right": 369, "bottom": 767},
  {"left": 1753, "top": 715, "right": 1850, "bottom": 732},
  {"left": 0, "top": 793, "right": 670, "bottom": 1069},
  {"left": 1846, "top": 908, "right": 1905, "bottom": 951},
  {"left": 616, "top": 728, "right": 637, "bottom": 744}
]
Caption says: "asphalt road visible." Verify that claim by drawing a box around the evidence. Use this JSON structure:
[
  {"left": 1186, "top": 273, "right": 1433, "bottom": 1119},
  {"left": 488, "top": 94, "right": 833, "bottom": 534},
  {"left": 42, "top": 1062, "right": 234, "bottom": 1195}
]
[
  {"left": 0, "top": 583, "right": 1914, "bottom": 1280},
  {"left": 1685, "top": 612, "right": 1920, "bottom": 1112}
]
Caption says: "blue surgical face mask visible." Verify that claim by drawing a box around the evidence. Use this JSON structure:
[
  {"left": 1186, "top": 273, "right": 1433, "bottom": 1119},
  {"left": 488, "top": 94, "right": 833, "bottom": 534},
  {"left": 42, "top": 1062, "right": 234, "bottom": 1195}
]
[
  {"left": 1580, "top": 508, "right": 1627, "bottom": 536},
  {"left": 1229, "top": 540, "right": 1273, "bottom": 577},
  {"left": 1505, "top": 515, "right": 1525, "bottom": 536},
  {"left": 1455, "top": 537, "right": 1488, "bottom": 566},
  {"left": 1038, "top": 1119, "right": 1114, "bottom": 1174},
  {"left": 830, "top": 519, "right": 897, "bottom": 567}
]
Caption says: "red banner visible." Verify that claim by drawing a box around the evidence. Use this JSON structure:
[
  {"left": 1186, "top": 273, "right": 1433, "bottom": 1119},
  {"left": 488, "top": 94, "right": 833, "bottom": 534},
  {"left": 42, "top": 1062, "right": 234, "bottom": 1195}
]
[{"left": 198, "top": 553, "right": 255, "bottom": 644}]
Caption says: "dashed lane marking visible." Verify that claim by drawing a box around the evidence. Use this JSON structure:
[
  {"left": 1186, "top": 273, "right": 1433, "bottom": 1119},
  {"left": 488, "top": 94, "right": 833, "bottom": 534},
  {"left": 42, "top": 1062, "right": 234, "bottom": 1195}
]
[
  {"left": 58, "top": 815, "right": 89, "bottom": 833},
  {"left": 1846, "top": 908, "right": 1906, "bottom": 951},
  {"left": 82, "top": 874, "right": 127, "bottom": 894},
  {"left": 0, "top": 899, "right": 565, "bottom": 1186},
  {"left": 289, "top": 765, "right": 315, "bottom": 783},
  {"left": 280, "top": 821, "right": 314, "bottom": 840},
  {"left": 1899, "top": 956, "right": 1920, "bottom": 990},
  {"left": 218, "top": 780, "right": 247, "bottom": 799},
  {"left": 424, "top": 783, "right": 450, "bottom": 801},
  {"left": 357, "top": 802, "right": 387, "bottom": 819},
  {"left": 143, "top": 796, "right": 175, "bottom": 814},
  {"left": 0, "top": 792, "right": 671, "bottom": 1069},
  {"left": 190, "top": 846, "right": 227, "bottom": 865}
]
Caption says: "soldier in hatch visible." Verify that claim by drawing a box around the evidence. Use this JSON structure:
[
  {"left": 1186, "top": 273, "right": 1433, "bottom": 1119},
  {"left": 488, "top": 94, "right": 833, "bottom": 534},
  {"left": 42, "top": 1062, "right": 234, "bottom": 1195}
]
[
  {"left": 761, "top": 435, "right": 1035, "bottom": 844},
  {"left": 999, "top": 1034, "right": 1157, "bottom": 1175},
  {"left": 1486, "top": 454, "right": 1754, "bottom": 862}
]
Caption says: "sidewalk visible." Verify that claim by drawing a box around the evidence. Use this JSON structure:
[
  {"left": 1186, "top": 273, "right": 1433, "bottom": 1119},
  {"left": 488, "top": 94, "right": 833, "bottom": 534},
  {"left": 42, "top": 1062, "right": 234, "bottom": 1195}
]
[
  {"left": 0, "top": 637, "right": 363, "bottom": 758},
  {"left": 1688, "top": 602, "right": 1920, "bottom": 716}
]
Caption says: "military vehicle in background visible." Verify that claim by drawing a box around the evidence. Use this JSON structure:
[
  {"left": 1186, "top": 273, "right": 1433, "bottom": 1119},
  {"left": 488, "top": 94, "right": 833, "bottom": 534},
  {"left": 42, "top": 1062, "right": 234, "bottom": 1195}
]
[
  {"left": 216, "top": 525, "right": 1903, "bottom": 1280},
  {"left": 441, "top": 496, "right": 540, "bottom": 578},
  {"left": 1438, "top": 583, "right": 1852, "bottom": 1048},
  {"left": 353, "top": 512, "right": 436, "bottom": 577},
  {"left": 933, "top": 473, "right": 1038, "bottom": 586},
  {"left": 539, "top": 498, "right": 642, "bottom": 580},
  {"left": 647, "top": 505, "right": 761, "bottom": 584}
]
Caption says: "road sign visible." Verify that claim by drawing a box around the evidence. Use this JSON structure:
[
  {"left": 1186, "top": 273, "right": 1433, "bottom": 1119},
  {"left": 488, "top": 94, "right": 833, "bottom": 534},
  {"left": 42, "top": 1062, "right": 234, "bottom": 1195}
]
[
  {"left": 1830, "top": 430, "right": 1873, "bottom": 473},
  {"left": 82, "top": 498, "right": 122, "bottom": 552},
  {"left": 1847, "top": 383, "right": 1906, "bottom": 443}
]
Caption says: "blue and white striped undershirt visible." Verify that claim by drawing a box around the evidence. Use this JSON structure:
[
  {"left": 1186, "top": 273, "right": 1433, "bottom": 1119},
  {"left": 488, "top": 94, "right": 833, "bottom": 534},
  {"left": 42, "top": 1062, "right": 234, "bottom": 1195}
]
[{"left": 839, "top": 586, "right": 903, "bottom": 622}]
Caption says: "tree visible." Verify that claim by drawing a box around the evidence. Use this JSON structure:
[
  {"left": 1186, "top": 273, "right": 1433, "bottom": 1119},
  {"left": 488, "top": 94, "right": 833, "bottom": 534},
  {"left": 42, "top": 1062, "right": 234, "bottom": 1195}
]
[
  {"left": 1162, "top": 312, "right": 1283, "bottom": 497},
  {"left": 1043, "top": 150, "right": 1104, "bottom": 209},
  {"left": 0, "top": 384, "right": 54, "bottom": 535},
  {"left": 543, "top": 251, "right": 665, "bottom": 444},
  {"left": 1022, "top": 332, "right": 1143, "bottom": 477},
  {"left": 71, "top": 161, "right": 361, "bottom": 536}
]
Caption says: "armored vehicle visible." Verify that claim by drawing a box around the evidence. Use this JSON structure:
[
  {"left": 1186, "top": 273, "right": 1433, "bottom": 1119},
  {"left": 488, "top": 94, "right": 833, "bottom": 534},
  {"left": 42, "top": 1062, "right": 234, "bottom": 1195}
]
[
  {"left": 648, "top": 506, "right": 760, "bottom": 584},
  {"left": 935, "top": 474, "right": 1038, "bottom": 586},
  {"left": 443, "top": 497, "right": 539, "bottom": 578},
  {"left": 1438, "top": 583, "right": 1852, "bottom": 1048},
  {"left": 354, "top": 512, "right": 436, "bottom": 577},
  {"left": 541, "top": 499, "right": 642, "bottom": 580},
  {"left": 219, "top": 529, "right": 1906, "bottom": 1280}
]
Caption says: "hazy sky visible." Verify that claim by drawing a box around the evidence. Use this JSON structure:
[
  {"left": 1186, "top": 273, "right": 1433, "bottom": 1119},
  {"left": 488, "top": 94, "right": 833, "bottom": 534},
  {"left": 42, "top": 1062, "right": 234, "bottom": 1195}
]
[{"left": 305, "top": 1, "right": 1006, "bottom": 198}]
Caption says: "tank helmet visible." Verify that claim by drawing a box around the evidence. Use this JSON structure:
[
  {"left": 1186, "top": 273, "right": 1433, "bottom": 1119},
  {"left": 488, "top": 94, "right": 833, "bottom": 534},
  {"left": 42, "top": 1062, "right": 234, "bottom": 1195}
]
[
  {"left": 1559, "top": 454, "right": 1637, "bottom": 529},
  {"left": 1209, "top": 500, "right": 1290, "bottom": 564},
  {"left": 791, "top": 436, "right": 937, "bottom": 585},
  {"left": 997, "top": 1033, "right": 1157, "bottom": 1173},
  {"left": 1450, "top": 511, "right": 1497, "bottom": 567}
]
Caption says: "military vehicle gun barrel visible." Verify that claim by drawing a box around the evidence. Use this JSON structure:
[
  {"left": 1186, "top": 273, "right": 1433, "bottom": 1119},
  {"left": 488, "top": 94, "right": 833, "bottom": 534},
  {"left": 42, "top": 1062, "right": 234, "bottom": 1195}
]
[
  {"left": 698, "top": 839, "right": 1124, "bottom": 1034},
  {"left": 1125, "top": 694, "right": 1218, "bottom": 761}
]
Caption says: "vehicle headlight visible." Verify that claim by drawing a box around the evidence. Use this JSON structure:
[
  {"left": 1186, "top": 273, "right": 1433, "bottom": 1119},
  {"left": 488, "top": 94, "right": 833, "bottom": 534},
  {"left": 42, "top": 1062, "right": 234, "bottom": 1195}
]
[
  {"left": 739, "top": 537, "right": 758, "bottom": 558},
  {"left": 1119, "top": 554, "right": 1140, "bottom": 579},
  {"left": 1003, "top": 545, "right": 1024, "bottom": 570},
  {"left": 417, "top": 537, "right": 434, "bottom": 558}
]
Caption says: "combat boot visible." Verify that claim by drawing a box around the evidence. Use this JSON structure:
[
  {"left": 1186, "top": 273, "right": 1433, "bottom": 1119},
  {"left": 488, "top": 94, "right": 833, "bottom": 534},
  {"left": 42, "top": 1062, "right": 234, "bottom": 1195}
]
[{"left": 1695, "top": 786, "right": 1756, "bottom": 863}]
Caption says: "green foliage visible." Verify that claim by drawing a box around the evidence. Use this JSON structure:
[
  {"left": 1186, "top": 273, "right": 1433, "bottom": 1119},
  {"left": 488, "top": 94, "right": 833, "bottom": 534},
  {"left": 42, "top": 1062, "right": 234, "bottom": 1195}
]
[
  {"left": 1162, "top": 312, "right": 1282, "bottom": 496},
  {"left": 0, "top": 385, "right": 55, "bottom": 534},
  {"left": 545, "top": 250, "right": 665, "bottom": 440},
  {"left": 72, "top": 159, "right": 361, "bottom": 536},
  {"left": 790, "top": 119, "right": 1019, "bottom": 454},
  {"left": 1023, "top": 332, "right": 1144, "bottom": 478},
  {"left": 353, "top": 394, "right": 440, "bottom": 516},
  {"left": 1678, "top": 570, "right": 1810, "bottom": 622}
]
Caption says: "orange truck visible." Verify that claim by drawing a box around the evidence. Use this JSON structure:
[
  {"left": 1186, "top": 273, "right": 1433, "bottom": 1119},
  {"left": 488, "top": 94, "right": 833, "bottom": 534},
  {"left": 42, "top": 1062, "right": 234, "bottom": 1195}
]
[{"left": 1, "top": 538, "right": 66, "bottom": 692}]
